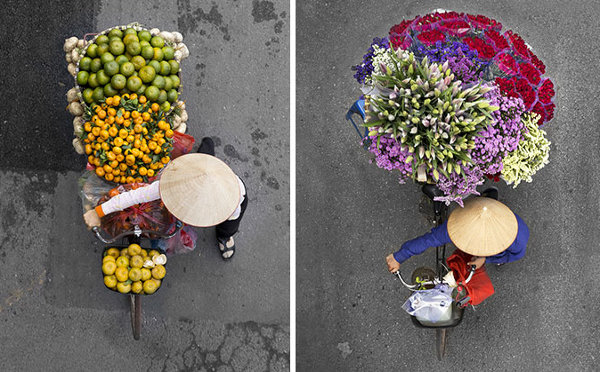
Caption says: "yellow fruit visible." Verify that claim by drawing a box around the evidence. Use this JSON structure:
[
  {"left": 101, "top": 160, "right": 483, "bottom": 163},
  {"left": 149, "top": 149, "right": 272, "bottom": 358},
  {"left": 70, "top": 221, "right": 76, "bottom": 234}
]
[
  {"left": 151, "top": 264, "right": 166, "bottom": 280},
  {"left": 104, "top": 275, "right": 117, "bottom": 289},
  {"left": 141, "top": 249, "right": 148, "bottom": 258},
  {"left": 102, "top": 255, "right": 116, "bottom": 264},
  {"left": 141, "top": 268, "right": 152, "bottom": 281},
  {"left": 116, "top": 256, "right": 129, "bottom": 267},
  {"left": 143, "top": 279, "right": 158, "bottom": 294},
  {"left": 129, "top": 267, "right": 142, "bottom": 282},
  {"left": 102, "top": 261, "right": 117, "bottom": 275},
  {"left": 120, "top": 248, "right": 129, "bottom": 256},
  {"left": 106, "top": 248, "right": 120, "bottom": 258},
  {"left": 117, "top": 282, "right": 132, "bottom": 294},
  {"left": 128, "top": 243, "right": 142, "bottom": 256},
  {"left": 131, "top": 281, "right": 143, "bottom": 294},
  {"left": 148, "top": 250, "right": 160, "bottom": 258},
  {"left": 130, "top": 255, "right": 144, "bottom": 268},
  {"left": 115, "top": 266, "right": 129, "bottom": 282},
  {"left": 152, "top": 278, "right": 161, "bottom": 288}
]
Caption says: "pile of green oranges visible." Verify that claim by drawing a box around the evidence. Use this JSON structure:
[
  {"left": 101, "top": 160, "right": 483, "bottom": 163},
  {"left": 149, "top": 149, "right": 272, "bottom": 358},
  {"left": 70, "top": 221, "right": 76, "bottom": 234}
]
[
  {"left": 101, "top": 243, "right": 166, "bottom": 295},
  {"left": 76, "top": 27, "right": 180, "bottom": 107}
]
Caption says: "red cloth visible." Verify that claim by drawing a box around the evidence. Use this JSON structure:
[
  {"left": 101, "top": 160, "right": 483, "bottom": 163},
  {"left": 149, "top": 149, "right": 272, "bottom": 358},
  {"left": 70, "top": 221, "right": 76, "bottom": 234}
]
[{"left": 446, "top": 249, "right": 495, "bottom": 306}]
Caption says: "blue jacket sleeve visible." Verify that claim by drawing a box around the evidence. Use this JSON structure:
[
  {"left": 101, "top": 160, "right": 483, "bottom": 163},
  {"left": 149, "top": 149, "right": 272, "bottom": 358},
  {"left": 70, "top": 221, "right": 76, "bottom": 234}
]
[
  {"left": 393, "top": 222, "right": 451, "bottom": 264},
  {"left": 485, "top": 213, "right": 529, "bottom": 264}
]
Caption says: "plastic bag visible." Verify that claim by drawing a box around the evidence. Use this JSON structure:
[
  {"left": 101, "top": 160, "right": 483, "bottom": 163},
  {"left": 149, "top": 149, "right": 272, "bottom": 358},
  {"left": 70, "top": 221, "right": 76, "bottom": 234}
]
[
  {"left": 446, "top": 249, "right": 495, "bottom": 306},
  {"left": 157, "top": 225, "right": 198, "bottom": 256},
  {"left": 171, "top": 131, "right": 195, "bottom": 159},
  {"left": 402, "top": 284, "right": 453, "bottom": 322},
  {"left": 78, "top": 171, "right": 176, "bottom": 238}
]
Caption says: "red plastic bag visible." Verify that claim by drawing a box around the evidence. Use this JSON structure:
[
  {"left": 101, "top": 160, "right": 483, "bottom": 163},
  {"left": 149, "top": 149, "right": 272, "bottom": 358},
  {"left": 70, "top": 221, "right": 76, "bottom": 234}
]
[
  {"left": 97, "top": 183, "right": 177, "bottom": 238},
  {"left": 446, "top": 249, "right": 495, "bottom": 306},
  {"left": 171, "top": 131, "right": 195, "bottom": 159},
  {"left": 157, "top": 226, "right": 198, "bottom": 256}
]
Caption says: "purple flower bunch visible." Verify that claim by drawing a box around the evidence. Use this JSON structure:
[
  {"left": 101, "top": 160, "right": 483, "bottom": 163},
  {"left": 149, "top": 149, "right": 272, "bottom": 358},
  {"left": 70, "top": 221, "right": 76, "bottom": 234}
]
[
  {"left": 365, "top": 133, "right": 413, "bottom": 182},
  {"left": 352, "top": 37, "right": 389, "bottom": 84},
  {"left": 413, "top": 41, "right": 489, "bottom": 84},
  {"left": 472, "top": 86, "right": 526, "bottom": 175},
  {"left": 433, "top": 163, "right": 484, "bottom": 207}
]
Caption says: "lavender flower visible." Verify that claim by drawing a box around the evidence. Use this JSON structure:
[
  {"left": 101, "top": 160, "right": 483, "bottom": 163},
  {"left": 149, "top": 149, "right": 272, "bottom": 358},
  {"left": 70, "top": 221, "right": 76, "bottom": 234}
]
[
  {"left": 412, "top": 41, "right": 489, "bottom": 84},
  {"left": 433, "top": 163, "right": 484, "bottom": 207},
  {"left": 364, "top": 133, "right": 413, "bottom": 182}
]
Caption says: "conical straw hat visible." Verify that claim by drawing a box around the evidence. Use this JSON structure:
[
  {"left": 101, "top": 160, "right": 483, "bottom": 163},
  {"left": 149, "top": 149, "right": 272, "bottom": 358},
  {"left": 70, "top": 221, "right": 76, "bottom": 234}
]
[
  {"left": 159, "top": 154, "right": 240, "bottom": 227},
  {"left": 447, "top": 197, "right": 518, "bottom": 257}
]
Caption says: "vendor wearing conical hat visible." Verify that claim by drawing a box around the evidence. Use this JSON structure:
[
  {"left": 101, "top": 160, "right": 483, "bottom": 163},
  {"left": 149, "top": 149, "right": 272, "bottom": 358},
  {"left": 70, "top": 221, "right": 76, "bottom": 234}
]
[
  {"left": 84, "top": 137, "right": 247, "bottom": 259},
  {"left": 386, "top": 195, "right": 529, "bottom": 273}
]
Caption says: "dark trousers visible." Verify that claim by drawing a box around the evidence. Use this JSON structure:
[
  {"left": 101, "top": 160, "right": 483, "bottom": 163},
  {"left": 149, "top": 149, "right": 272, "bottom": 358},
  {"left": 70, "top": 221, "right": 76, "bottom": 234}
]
[{"left": 197, "top": 137, "right": 247, "bottom": 241}]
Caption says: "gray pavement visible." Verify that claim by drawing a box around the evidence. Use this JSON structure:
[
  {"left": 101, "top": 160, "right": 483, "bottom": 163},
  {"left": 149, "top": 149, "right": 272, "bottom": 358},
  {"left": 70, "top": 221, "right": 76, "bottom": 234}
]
[
  {"left": 297, "top": 0, "right": 600, "bottom": 370},
  {"left": 0, "top": 0, "right": 289, "bottom": 371}
]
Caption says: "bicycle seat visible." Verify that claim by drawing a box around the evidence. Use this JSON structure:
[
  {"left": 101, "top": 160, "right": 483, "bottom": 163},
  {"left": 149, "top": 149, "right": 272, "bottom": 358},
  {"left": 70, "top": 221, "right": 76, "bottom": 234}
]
[{"left": 422, "top": 184, "right": 444, "bottom": 201}]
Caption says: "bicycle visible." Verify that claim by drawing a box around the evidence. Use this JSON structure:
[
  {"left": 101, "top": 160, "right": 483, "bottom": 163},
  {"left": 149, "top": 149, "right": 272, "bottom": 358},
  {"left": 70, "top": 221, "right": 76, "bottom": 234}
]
[
  {"left": 92, "top": 222, "right": 182, "bottom": 340},
  {"left": 346, "top": 99, "right": 476, "bottom": 360}
]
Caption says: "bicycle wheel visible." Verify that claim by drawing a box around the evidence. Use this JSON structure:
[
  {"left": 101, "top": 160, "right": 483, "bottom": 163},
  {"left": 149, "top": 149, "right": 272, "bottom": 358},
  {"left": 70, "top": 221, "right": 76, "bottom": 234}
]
[
  {"left": 130, "top": 294, "right": 142, "bottom": 340},
  {"left": 436, "top": 328, "right": 447, "bottom": 360}
]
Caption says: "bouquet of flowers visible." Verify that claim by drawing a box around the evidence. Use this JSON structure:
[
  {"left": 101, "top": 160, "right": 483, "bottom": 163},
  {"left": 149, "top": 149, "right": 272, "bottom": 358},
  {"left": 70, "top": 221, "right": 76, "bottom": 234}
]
[{"left": 353, "top": 11, "right": 554, "bottom": 205}]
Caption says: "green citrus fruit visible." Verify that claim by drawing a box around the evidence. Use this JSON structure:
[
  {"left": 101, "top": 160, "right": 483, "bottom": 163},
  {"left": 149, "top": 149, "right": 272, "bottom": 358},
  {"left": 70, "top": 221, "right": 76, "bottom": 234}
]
[
  {"left": 109, "top": 40, "right": 125, "bottom": 55},
  {"left": 138, "top": 30, "right": 152, "bottom": 42},
  {"left": 92, "top": 87, "right": 104, "bottom": 102},
  {"left": 157, "top": 89, "right": 168, "bottom": 104},
  {"left": 152, "top": 47, "right": 164, "bottom": 61},
  {"left": 82, "top": 88, "right": 94, "bottom": 104},
  {"left": 131, "top": 55, "right": 146, "bottom": 70},
  {"left": 90, "top": 58, "right": 102, "bottom": 72},
  {"left": 120, "top": 62, "right": 135, "bottom": 77},
  {"left": 104, "top": 83, "right": 118, "bottom": 97},
  {"left": 96, "top": 70, "right": 110, "bottom": 85},
  {"left": 140, "top": 40, "right": 150, "bottom": 48},
  {"left": 126, "top": 76, "right": 143, "bottom": 92},
  {"left": 115, "top": 55, "right": 129, "bottom": 65},
  {"left": 168, "top": 60, "right": 179, "bottom": 74},
  {"left": 104, "top": 61, "right": 119, "bottom": 76},
  {"left": 87, "top": 73, "right": 98, "bottom": 88},
  {"left": 150, "top": 36, "right": 165, "bottom": 48},
  {"left": 123, "top": 33, "right": 139, "bottom": 45},
  {"left": 136, "top": 84, "right": 147, "bottom": 95},
  {"left": 126, "top": 41, "right": 141, "bottom": 56},
  {"left": 160, "top": 101, "right": 171, "bottom": 112},
  {"left": 139, "top": 65, "right": 156, "bottom": 83},
  {"left": 96, "top": 43, "right": 109, "bottom": 56},
  {"left": 159, "top": 60, "right": 171, "bottom": 75},
  {"left": 124, "top": 28, "right": 137, "bottom": 36},
  {"left": 169, "top": 75, "right": 180, "bottom": 88},
  {"left": 163, "top": 76, "right": 173, "bottom": 91},
  {"left": 152, "top": 75, "right": 165, "bottom": 89},
  {"left": 86, "top": 44, "right": 98, "bottom": 58},
  {"left": 141, "top": 45, "right": 154, "bottom": 60},
  {"left": 100, "top": 52, "right": 114, "bottom": 65},
  {"left": 79, "top": 56, "right": 92, "bottom": 71},
  {"left": 108, "top": 28, "right": 123, "bottom": 39},
  {"left": 111, "top": 74, "right": 126, "bottom": 90},
  {"left": 147, "top": 60, "right": 160, "bottom": 72},
  {"left": 96, "top": 35, "right": 109, "bottom": 44},
  {"left": 76, "top": 70, "right": 89, "bottom": 85},
  {"left": 162, "top": 46, "right": 174, "bottom": 60},
  {"left": 144, "top": 85, "right": 159, "bottom": 101},
  {"left": 167, "top": 89, "right": 178, "bottom": 103}
]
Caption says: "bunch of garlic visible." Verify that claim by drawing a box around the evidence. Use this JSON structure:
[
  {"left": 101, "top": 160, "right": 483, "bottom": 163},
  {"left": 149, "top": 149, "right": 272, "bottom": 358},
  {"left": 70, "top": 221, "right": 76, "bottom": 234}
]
[
  {"left": 64, "top": 36, "right": 86, "bottom": 77},
  {"left": 65, "top": 87, "right": 85, "bottom": 154},
  {"left": 171, "top": 101, "right": 188, "bottom": 133}
]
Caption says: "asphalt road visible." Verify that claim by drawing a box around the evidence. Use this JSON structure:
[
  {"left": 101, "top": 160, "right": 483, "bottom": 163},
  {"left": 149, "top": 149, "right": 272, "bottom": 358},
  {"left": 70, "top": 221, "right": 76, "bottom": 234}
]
[
  {"left": 297, "top": 0, "right": 600, "bottom": 370},
  {"left": 0, "top": 0, "right": 289, "bottom": 371}
]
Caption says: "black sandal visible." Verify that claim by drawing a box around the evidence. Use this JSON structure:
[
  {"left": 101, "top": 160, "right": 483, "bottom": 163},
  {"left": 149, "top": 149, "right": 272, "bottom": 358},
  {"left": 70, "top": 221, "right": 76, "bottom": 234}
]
[{"left": 217, "top": 237, "right": 236, "bottom": 260}]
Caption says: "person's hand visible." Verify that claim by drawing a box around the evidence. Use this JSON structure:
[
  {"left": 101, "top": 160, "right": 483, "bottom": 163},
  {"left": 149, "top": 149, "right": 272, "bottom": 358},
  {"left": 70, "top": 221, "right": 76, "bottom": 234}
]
[
  {"left": 386, "top": 254, "right": 400, "bottom": 273},
  {"left": 83, "top": 209, "right": 101, "bottom": 229},
  {"left": 467, "top": 256, "right": 486, "bottom": 270}
]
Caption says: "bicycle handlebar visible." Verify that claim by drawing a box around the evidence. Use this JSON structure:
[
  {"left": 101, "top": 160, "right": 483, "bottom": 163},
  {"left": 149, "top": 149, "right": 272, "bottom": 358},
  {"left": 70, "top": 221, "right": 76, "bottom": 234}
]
[
  {"left": 92, "top": 221, "right": 183, "bottom": 244},
  {"left": 393, "top": 264, "right": 477, "bottom": 289}
]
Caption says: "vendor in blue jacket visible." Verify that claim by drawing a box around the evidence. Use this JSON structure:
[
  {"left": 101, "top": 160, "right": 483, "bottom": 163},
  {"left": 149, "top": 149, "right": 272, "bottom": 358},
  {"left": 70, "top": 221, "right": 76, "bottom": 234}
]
[{"left": 386, "top": 194, "right": 530, "bottom": 273}]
